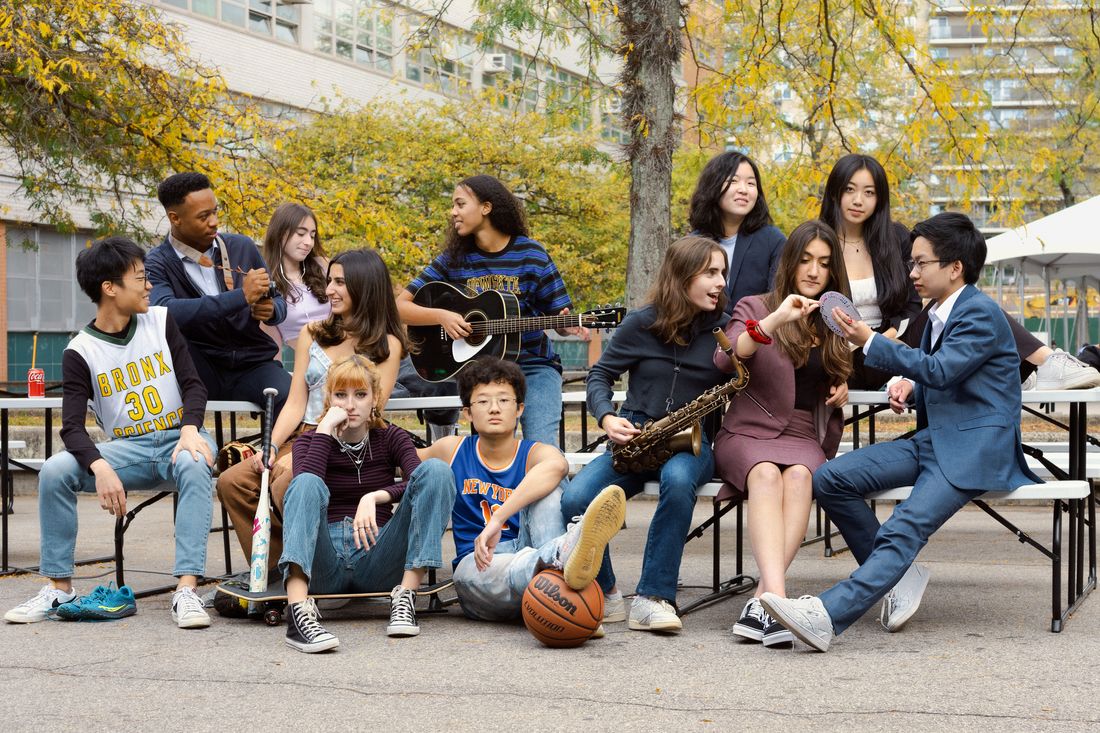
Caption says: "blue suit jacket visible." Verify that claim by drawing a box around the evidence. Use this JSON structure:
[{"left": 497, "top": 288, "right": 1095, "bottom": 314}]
[
  {"left": 694, "top": 225, "right": 786, "bottom": 314},
  {"left": 865, "top": 284, "right": 1040, "bottom": 490},
  {"left": 146, "top": 233, "right": 286, "bottom": 367}
]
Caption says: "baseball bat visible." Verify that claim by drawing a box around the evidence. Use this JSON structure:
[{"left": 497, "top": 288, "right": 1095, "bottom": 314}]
[{"left": 249, "top": 387, "right": 279, "bottom": 593}]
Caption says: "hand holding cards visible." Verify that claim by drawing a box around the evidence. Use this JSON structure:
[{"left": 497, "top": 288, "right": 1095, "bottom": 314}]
[{"left": 819, "top": 290, "right": 873, "bottom": 346}]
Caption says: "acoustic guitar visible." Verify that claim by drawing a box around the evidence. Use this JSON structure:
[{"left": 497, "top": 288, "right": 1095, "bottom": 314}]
[{"left": 409, "top": 281, "right": 625, "bottom": 382}]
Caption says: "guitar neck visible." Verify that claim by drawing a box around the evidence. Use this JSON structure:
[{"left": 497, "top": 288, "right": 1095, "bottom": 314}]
[{"left": 468, "top": 314, "right": 583, "bottom": 336}]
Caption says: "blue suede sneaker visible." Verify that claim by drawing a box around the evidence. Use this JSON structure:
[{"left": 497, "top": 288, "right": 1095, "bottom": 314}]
[{"left": 56, "top": 583, "right": 137, "bottom": 621}]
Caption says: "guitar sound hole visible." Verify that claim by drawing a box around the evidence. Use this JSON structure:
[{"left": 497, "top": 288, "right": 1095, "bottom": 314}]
[{"left": 465, "top": 310, "right": 487, "bottom": 346}]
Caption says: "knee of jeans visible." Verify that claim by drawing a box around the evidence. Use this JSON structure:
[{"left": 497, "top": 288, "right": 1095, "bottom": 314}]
[
  {"left": 812, "top": 462, "right": 843, "bottom": 499},
  {"left": 38, "top": 452, "right": 80, "bottom": 494},
  {"left": 175, "top": 452, "right": 214, "bottom": 482},
  {"left": 284, "top": 473, "right": 328, "bottom": 509},
  {"left": 410, "top": 459, "right": 455, "bottom": 504}
]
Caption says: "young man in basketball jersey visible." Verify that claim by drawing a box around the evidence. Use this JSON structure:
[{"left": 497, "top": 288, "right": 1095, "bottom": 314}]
[
  {"left": 4, "top": 237, "right": 218, "bottom": 628},
  {"left": 418, "top": 357, "right": 625, "bottom": 622}
]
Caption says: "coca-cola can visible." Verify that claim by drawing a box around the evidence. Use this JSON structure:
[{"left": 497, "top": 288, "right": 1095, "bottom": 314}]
[{"left": 27, "top": 368, "right": 45, "bottom": 398}]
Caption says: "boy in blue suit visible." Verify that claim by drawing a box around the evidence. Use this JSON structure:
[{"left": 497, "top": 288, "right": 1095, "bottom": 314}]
[{"left": 761, "top": 212, "right": 1041, "bottom": 651}]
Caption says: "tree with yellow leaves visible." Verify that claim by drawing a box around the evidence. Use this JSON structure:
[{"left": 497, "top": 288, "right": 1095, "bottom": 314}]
[
  {"left": 0, "top": 0, "right": 284, "bottom": 235},
  {"left": 273, "top": 95, "right": 630, "bottom": 307}
]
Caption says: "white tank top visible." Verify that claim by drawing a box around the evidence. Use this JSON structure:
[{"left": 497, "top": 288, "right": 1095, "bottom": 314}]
[
  {"left": 849, "top": 277, "right": 883, "bottom": 329},
  {"left": 66, "top": 307, "right": 186, "bottom": 439}
]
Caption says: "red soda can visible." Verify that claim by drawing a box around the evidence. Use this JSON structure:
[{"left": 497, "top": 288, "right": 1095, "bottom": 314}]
[{"left": 27, "top": 368, "right": 45, "bottom": 398}]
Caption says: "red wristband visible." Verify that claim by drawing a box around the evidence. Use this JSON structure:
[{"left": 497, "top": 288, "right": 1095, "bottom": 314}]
[{"left": 746, "top": 319, "right": 772, "bottom": 345}]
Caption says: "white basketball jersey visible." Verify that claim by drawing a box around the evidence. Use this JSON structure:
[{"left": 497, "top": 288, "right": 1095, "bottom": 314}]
[{"left": 66, "top": 307, "right": 186, "bottom": 439}]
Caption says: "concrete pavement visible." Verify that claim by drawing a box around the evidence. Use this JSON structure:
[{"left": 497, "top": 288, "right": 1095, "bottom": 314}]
[{"left": 0, "top": 493, "right": 1097, "bottom": 731}]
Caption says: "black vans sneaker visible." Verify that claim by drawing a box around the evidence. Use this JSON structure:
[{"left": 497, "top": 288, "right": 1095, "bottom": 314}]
[
  {"left": 761, "top": 613, "right": 795, "bottom": 648},
  {"left": 732, "top": 597, "right": 766, "bottom": 642},
  {"left": 285, "top": 598, "right": 339, "bottom": 653}
]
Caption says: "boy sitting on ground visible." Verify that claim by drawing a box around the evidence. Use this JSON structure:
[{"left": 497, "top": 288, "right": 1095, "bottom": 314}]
[{"left": 418, "top": 357, "right": 625, "bottom": 625}]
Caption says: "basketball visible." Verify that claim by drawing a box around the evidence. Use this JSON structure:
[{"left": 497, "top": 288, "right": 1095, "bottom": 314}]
[{"left": 521, "top": 569, "right": 604, "bottom": 648}]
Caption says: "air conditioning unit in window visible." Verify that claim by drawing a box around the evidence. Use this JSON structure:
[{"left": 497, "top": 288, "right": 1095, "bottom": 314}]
[
  {"left": 603, "top": 97, "right": 623, "bottom": 114},
  {"left": 484, "top": 53, "right": 508, "bottom": 73}
]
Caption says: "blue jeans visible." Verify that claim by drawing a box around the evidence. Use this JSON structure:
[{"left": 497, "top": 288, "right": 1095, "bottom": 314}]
[
  {"left": 38, "top": 428, "right": 217, "bottom": 579},
  {"left": 561, "top": 410, "right": 715, "bottom": 602},
  {"left": 813, "top": 430, "right": 979, "bottom": 634},
  {"left": 519, "top": 363, "right": 562, "bottom": 448},
  {"left": 451, "top": 482, "right": 566, "bottom": 620},
  {"left": 278, "top": 460, "right": 454, "bottom": 592}
]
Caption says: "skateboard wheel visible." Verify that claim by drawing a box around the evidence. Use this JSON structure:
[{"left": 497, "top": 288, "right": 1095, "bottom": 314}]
[{"left": 264, "top": 609, "right": 282, "bottom": 626}]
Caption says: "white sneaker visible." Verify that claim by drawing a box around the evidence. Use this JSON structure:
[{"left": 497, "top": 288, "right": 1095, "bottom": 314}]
[
  {"left": 558, "top": 485, "right": 626, "bottom": 591},
  {"left": 1022, "top": 371, "right": 1037, "bottom": 391},
  {"left": 880, "top": 563, "right": 930, "bottom": 632},
  {"left": 171, "top": 586, "right": 212, "bottom": 629},
  {"left": 627, "top": 595, "right": 682, "bottom": 633},
  {"left": 603, "top": 590, "right": 626, "bottom": 623},
  {"left": 759, "top": 593, "right": 834, "bottom": 652},
  {"left": 4, "top": 584, "right": 76, "bottom": 623},
  {"left": 1035, "top": 351, "right": 1100, "bottom": 390}
]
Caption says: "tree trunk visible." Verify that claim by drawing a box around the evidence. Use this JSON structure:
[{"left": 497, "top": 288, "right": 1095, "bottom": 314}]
[{"left": 619, "top": 0, "right": 683, "bottom": 307}]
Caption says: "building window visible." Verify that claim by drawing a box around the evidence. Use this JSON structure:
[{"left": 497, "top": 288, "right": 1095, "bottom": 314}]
[
  {"left": 314, "top": 0, "right": 394, "bottom": 71},
  {"left": 483, "top": 49, "right": 539, "bottom": 112},
  {"left": 159, "top": 0, "right": 300, "bottom": 43},
  {"left": 547, "top": 68, "right": 590, "bottom": 130},
  {"left": 405, "top": 27, "right": 475, "bottom": 95},
  {"left": 4, "top": 227, "right": 96, "bottom": 333}
]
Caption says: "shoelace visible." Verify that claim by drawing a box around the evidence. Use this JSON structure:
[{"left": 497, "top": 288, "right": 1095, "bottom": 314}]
[
  {"left": 174, "top": 589, "right": 204, "bottom": 614},
  {"left": 747, "top": 601, "right": 767, "bottom": 624},
  {"left": 75, "top": 585, "right": 112, "bottom": 607},
  {"left": 391, "top": 590, "right": 416, "bottom": 625},
  {"left": 294, "top": 600, "right": 327, "bottom": 638}
]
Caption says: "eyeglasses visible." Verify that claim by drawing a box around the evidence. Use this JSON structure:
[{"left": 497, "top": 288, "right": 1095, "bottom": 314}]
[
  {"left": 906, "top": 259, "right": 949, "bottom": 274},
  {"left": 470, "top": 397, "right": 517, "bottom": 409}
]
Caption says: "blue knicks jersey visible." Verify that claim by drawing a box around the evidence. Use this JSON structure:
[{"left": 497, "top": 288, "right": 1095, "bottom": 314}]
[{"left": 449, "top": 435, "right": 535, "bottom": 567}]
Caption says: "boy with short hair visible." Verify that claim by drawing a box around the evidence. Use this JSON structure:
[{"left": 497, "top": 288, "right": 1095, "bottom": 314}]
[
  {"left": 4, "top": 236, "right": 218, "bottom": 628},
  {"left": 419, "top": 357, "right": 625, "bottom": 622}
]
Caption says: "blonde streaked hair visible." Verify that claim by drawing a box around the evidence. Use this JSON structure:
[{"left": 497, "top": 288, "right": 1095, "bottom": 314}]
[{"left": 322, "top": 355, "right": 385, "bottom": 429}]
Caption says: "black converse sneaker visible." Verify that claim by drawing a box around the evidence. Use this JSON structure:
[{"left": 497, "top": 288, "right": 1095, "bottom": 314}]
[
  {"left": 285, "top": 598, "right": 339, "bottom": 653},
  {"left": 387, "top": 586, "right": 420, "bottom": 637}
]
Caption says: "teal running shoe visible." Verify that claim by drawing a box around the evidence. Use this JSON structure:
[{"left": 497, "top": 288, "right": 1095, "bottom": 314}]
[{"left": 56, "top": 583, "right": 137, "bottom": 621}]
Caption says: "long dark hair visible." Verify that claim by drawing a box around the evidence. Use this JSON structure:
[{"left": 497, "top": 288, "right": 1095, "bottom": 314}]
[
  {"left": 646, "top": 236, "right": 728, "bottom": 345},
  {"left": 443, "top": 175, "right": 529, "bottom": 266},
  {"left": 819, "top": 154, "right": 909, "bottom": 320},
  {"left": 688, "top": 152, "right": 773, "bottom": 240},
  {"left": 765, "top": 220, "right": 851, "bottom": 385},
  {"left": 262, "top": 202, "right": 328, "bottom": 304},
  {"left": 310, "top": 249, "right": 410, "bottom": 363}
]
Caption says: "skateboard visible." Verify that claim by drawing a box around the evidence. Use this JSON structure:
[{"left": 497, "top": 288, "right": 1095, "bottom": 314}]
[{"left": 214, "top": 578, "right": 457, "bottom": 626}]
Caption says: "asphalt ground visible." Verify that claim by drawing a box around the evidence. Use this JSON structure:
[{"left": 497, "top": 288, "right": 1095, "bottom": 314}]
[{"left": 0, "top": 492, "right": 1098, "bottom": 731}]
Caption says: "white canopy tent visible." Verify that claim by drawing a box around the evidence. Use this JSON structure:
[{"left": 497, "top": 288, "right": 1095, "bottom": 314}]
[{"left": 985, "top": 195, "right": 1100, "bottom": 351}]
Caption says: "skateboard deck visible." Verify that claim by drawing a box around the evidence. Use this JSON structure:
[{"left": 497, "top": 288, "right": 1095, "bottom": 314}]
[
  {"left": 217, "top": 578, "right": 454, "bottom": 603},
  {"left": 214, "top": 578, "right": 456, "bottom": 625}
]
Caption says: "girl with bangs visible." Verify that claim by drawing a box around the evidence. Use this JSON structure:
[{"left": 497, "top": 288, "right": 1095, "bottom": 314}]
[
  {"left": 712, "top": 220, "right": 852, "bottom": 648},
  {"left": 259, "top": 202, "right": 330, "bottom": 347},
  {"left": 278, "top": 356, "right": 453, "bottom": 653},
  {"left": 561, "top": 236, "right": 730, "bottom": 635},
  {"left": 217, "top": 249, "right": 410, "bottom": 573}
]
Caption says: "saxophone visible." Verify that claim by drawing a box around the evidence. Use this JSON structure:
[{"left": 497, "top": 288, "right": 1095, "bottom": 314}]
[{"left": 610, "top": 328, "right": 749, "bottom": 474}]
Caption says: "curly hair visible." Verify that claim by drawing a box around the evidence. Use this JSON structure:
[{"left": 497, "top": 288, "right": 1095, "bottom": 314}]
[{"left": 443, "top": 175, "right": 529, "bottom": 266}]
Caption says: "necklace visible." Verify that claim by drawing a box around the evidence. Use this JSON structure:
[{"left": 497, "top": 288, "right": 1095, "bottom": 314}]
[
  {"left": 336, "top": 433, "right": 373, "bottom": 484},
  {"left": 842, "top": 237, "right": 863, "bottom": 254}
]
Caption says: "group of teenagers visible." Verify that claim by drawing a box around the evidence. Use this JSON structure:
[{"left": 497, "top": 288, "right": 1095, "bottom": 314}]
[{"left": 5, "top": 150, "right": 1097, "bottom": 653}]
